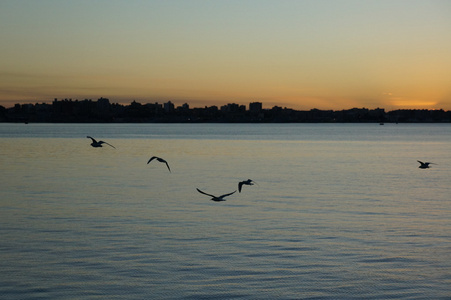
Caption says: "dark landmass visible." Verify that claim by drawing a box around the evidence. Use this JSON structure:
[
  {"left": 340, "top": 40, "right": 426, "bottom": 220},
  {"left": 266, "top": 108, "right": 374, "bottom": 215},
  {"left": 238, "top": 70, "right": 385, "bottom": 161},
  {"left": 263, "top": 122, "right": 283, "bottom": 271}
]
[{"left": 1, "top": 97, "right": 450, "bottom": 123}]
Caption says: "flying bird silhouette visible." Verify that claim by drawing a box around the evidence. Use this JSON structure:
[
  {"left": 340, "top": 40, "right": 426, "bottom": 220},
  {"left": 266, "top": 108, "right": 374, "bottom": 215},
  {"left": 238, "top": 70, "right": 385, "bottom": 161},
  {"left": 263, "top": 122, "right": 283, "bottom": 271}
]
[
  {"left": 87, "top": 136, "right": 115, "bottom": 148},
  {"left": 417, "top": 160, "right": 435, "bottom": 169},
  {"left": 147, "top": 156, "right": 171, "bottom": 172},
  {"left": 238, "top": 179, "right": 258, "bottom": 193},
  {"left": 196, "top": 188, "right": 236, "bottom": 202}
]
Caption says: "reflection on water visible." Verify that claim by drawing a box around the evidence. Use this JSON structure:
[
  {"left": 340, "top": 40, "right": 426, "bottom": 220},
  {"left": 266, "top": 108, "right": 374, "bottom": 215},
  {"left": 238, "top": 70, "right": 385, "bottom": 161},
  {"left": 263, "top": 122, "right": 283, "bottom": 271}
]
[{"left": 0, "top": 124, "right": 450, "bottom": 299}]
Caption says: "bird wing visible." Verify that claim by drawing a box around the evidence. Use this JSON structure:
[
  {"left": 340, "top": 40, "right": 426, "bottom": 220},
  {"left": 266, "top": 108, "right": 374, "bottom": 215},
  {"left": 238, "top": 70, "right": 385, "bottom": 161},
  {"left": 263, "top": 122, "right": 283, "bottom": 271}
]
[
  {"left": 87, "top": 136, "right": 97, "bottom": 143},
  {"left": 164, "top": 161, "right": 171, "bottom": 172},
  {"left": 196, "top": 188, "right": 216, "bottom": 198},
  {"left": 100, "top": 141, "right": 116, "bottom": 149},
  {"left": 238, "top": 182, "right": 243, "bottom": 192},
  {"left": 220, "top": 190, "right": 236, "bottom": 198},
  {"left": 147, "top": 156, "right": 157, "bottom": 164}
]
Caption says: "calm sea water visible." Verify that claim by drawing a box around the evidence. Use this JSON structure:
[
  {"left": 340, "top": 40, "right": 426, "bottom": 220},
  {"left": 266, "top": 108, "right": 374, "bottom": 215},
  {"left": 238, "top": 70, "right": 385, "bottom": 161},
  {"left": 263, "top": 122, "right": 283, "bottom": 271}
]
[{"left": 1, "top": 123, "right": 450, "bottom": 299}]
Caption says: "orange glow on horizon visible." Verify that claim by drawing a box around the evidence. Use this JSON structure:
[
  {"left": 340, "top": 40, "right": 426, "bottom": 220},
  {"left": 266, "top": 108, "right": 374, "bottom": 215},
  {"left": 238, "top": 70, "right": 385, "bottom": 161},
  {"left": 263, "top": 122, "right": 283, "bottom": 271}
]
[{"left": 390, "top": 99, "right": 439, "bottom": 109}]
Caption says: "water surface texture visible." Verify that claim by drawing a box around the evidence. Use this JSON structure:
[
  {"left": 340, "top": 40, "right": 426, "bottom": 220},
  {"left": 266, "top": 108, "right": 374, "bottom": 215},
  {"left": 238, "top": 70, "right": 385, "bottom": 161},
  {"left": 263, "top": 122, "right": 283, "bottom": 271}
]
[{"left": 1, "top": 123, "right": 450, "bottom": 299}]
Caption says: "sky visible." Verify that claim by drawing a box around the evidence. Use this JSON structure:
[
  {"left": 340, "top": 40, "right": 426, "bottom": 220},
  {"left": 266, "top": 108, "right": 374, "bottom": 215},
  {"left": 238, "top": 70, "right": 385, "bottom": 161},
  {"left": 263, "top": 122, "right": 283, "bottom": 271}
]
[{"left": 1, "top": 0, "right": 451, "bottom": 110}]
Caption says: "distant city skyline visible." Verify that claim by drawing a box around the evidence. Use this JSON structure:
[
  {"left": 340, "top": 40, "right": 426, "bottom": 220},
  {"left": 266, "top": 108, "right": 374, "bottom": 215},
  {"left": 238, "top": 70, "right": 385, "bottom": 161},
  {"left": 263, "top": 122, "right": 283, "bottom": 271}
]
[
  {"left": 1, "top": 1, "right": 450, "bottom": 110},
  {"left": 2, "top": 96, "right": 451, "bottom": 113},
  {"left": 3, "top": 97, "right": 450, "bottom": 124}
]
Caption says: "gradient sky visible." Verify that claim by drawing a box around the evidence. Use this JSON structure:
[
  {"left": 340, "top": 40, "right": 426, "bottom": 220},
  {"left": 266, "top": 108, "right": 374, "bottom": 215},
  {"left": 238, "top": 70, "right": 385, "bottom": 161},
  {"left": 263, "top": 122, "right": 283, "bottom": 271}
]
[{"left": 1, "top": 0, "right": 450, "bottom": 110}]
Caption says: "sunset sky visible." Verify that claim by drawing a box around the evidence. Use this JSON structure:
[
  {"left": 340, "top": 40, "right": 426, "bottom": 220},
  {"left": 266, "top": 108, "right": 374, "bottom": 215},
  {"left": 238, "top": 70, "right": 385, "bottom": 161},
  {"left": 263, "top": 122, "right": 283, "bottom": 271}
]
[{"left": 1, "top": 0, "right": 450, "bottom": 110}]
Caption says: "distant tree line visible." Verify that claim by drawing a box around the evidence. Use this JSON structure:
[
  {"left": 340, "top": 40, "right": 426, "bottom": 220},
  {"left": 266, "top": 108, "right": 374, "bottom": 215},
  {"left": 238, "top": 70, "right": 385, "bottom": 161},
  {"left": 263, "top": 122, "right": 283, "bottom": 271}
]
[{"left": 1, "top": 97, "right": 450, "bottom": 123}]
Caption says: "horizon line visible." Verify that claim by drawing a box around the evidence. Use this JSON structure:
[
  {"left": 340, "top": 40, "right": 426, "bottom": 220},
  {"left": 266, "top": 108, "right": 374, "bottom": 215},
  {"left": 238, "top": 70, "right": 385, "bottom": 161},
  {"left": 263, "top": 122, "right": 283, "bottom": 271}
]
[{"left": 1, "top": 98, "right": 450, "bottom": 112}]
